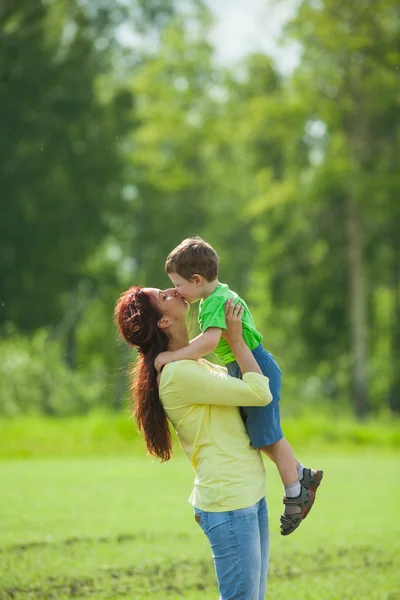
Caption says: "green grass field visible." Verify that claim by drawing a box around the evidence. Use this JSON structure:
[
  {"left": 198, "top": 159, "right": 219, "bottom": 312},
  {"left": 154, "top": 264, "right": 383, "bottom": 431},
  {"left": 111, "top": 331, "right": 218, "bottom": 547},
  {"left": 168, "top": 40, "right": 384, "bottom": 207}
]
[{"left": 0, "top": 448, "right": 399, "bottom": 600}]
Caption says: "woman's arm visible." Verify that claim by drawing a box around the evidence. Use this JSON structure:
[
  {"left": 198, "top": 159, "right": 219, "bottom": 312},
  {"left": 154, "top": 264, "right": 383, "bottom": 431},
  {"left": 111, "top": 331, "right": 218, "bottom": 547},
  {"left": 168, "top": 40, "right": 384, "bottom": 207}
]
[
  {"left": 164, "top": 360, "right": 272, "bottom": 407},
  {"left": 161, "top": 301, "right": 272, "bottom": 407}
]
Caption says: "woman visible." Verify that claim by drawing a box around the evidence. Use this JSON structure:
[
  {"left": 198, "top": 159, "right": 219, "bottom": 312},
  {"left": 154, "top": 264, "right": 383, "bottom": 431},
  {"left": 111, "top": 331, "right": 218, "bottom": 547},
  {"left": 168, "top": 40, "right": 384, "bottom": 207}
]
[{"left": 115, "top": 286, "right": 273, "bottom": 600}]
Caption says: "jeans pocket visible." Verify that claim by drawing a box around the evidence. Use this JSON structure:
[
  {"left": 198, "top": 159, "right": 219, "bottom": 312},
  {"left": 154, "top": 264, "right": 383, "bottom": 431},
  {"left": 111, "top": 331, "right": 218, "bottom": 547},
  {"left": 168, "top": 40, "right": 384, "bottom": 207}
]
[{"left": 194, "top": 508, "right": 208, "bottom": 533}]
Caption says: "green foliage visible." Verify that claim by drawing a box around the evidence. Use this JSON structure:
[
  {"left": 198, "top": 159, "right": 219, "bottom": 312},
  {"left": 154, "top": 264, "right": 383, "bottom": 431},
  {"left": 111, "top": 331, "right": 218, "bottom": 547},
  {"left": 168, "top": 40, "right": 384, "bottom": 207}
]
[
  {"left": 0, "top": 0, "right": 127, "bottom": 331},
  {"left": 1, "top": 0, "right": 400, "bottom": 419},
  {"left": 121, "top": 8, "right": 219, "bottom": 286},
  {"left": 0, "top": 412, "right": 138, "bottom": 458},
  {"left": 0, "top": 412, "right": 398, "bottom": 459},
  {"left": 280, "top": 0, "right": 400, "bottom": 414},
  {"left": 0, "top": 332, "right": 112, "bottom": 417}
]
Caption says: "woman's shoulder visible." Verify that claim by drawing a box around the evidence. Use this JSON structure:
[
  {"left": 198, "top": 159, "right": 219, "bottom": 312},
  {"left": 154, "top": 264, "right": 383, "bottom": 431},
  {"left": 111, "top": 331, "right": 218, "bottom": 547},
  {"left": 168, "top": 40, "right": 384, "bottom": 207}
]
[
  {"left": 159, "top": 360, "right": 203, "bottom": 395},
  {"left": 163, "top": 359, "right": 204, "bottom": 377},
  {"left": 161, "top": 359, "right": 226, "bottom": 385},
  {"left": 198, "top": 359, "right": 227, "bottom": 374},
  {"left": 168, "top": 358, "right": 226, "bottom": 372}
]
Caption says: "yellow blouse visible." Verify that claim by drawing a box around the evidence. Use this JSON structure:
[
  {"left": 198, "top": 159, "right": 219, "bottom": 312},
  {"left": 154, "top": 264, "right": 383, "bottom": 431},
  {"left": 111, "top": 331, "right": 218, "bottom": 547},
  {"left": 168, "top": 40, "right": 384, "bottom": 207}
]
[{"left": 159, "top": 359, "right": 272, "bottom": 511}]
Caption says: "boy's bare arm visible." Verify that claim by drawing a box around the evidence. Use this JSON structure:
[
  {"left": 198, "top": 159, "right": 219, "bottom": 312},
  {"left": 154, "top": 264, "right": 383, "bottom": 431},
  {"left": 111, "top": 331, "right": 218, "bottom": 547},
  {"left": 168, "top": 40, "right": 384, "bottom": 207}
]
[{"left": 154, "top": 328, "right": 222, "bottom": 373}]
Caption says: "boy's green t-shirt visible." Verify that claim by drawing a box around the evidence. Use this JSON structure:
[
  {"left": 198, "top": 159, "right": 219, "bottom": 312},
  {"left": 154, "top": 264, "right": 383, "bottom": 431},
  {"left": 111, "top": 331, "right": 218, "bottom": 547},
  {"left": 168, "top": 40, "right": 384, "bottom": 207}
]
[{"left": 198, "top": 283, "right": 262, "bottom": 364}]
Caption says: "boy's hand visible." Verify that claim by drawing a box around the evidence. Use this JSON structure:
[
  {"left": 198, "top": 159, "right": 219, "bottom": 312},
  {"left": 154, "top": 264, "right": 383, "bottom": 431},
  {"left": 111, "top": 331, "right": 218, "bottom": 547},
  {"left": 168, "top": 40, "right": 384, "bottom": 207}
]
[
  {"left": 155, "top": 351, "right": 174, "bottom": 373},
  {"left": 222, "top": 299, "right": 244, "bottom": 346}
]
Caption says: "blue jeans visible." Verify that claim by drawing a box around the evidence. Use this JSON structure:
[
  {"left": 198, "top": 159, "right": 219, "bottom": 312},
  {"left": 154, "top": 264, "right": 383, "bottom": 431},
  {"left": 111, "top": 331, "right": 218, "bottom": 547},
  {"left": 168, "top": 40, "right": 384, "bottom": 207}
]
[
  {"left": 194, "top": 497, "right": 269, "bottom": 600},
  {"left": 226, "top": 344, "right": 283, "bottom": 448}
]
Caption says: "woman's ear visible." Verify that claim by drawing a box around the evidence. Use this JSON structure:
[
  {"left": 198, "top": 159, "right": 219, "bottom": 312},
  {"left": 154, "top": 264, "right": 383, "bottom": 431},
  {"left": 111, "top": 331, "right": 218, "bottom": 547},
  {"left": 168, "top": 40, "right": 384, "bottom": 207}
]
[{"left": 157, "top": 316, "right": 172, "bottom": 330}]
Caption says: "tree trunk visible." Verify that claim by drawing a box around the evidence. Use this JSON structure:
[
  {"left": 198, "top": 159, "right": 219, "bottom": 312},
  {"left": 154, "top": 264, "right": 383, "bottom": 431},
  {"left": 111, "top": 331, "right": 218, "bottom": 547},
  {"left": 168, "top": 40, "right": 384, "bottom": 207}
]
[
  {"left": 388, "top": 240, "right": 400, "bottom": 412},
  {"left": 346, "top": 198, "right": 369, "bottom": 419}
]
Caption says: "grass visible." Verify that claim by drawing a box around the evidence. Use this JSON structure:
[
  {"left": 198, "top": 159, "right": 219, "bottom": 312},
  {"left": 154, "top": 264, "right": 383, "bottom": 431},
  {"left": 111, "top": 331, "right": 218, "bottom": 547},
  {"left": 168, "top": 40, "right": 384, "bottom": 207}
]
[
  {"left": 0, "top": 411, "right": 399, "bottom": 459},
  {"left": 0, "top": 449, "right": 399, "bottom": 599}
]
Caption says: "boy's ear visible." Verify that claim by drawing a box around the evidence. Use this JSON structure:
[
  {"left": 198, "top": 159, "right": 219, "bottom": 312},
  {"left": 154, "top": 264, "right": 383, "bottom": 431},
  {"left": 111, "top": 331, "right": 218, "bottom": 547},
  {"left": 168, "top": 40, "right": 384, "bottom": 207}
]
[
  {"left": 191, "top": 274, "right": 204, "bottom": 287},
  {"left": 157, "top": 316, "right": 172, "bottom": 330}
]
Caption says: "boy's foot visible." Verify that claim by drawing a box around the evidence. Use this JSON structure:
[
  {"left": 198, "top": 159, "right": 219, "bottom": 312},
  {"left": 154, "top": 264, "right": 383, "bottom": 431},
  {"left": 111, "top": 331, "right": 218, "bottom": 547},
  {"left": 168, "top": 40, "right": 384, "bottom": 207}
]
[
  {"left": 280, "top": 487, "right": 315, "bottom": 536},
  {"left": 300, "top": 468, "right": 323, "bottom": 493},
  {"left": 299, "top": 468, "right": 323, "bottom": 520},
  {"left": 280, "top": 512, "right": 302, "bottom": 536}
]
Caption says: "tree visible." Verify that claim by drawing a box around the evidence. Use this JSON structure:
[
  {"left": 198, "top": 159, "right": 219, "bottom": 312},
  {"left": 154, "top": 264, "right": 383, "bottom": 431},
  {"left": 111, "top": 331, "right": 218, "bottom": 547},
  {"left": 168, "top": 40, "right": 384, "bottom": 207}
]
[
  {"left": 119, "top": 5, "right": 219, "bottom": 287},
  {"left": 282, "top": 0, "right": 400, "bottom": 417},
  {"left": 0, "top": 1, "right": 125, "bottom": 331}
]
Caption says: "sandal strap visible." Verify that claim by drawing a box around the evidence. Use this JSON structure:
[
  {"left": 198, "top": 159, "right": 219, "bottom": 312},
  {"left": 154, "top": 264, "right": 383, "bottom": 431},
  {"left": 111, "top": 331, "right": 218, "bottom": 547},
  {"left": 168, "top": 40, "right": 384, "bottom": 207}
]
[
  {"left": 281, "top": 513, "right": 303, "bottom": 526},
  {"left": 280, "top": 512, "right": 303, "bottom": 535},
  {"left": 301, "top": 468, "right": 323, "bottom": 490},
  {"left": 283, "top": 486, "right": 312, "bottom": 508}
]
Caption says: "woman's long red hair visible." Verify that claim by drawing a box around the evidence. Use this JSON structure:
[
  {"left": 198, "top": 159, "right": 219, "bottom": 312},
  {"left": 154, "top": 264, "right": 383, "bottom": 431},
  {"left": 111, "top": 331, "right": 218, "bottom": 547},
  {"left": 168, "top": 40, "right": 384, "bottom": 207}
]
[{"left": 114, "top": 286, "right": 172, "bottom": 461}]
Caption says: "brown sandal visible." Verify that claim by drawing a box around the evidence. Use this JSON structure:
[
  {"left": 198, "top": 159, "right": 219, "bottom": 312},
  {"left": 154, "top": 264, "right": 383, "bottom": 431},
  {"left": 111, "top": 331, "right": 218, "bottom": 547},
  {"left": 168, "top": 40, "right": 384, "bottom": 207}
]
[
  {"left": 280, "top": 487, "right": 315, "bottom": 536},
  {"left": 301, "top": 468, "right": 324, "bottom": 494}
]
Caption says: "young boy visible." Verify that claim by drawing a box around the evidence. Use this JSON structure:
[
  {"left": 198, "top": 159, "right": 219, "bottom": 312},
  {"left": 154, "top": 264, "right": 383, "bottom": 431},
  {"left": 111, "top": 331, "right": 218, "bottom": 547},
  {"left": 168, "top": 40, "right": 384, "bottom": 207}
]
[{"left": 155, "top": 237, "right": 323, "bottom": 535}]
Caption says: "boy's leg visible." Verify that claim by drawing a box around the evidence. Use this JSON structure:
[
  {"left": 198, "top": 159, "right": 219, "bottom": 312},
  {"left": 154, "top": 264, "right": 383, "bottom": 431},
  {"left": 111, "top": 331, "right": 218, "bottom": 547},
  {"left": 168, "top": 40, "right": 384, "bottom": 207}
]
[
  {"left": 260, "top": 439, "right": 301, "bottom": 519},
  {"left": 261, "top": 443, "right": 323, "bottom": 494},
  {"left": 260, "top": 439, "right": 316, "bottom": 536},
  {"left": 260, "top": 438, "right": 298, "bottom": 487},
  {"left": 261, "top": 442, "right": 319, "bottom": 491},
  {"left": 234, "top": 347, "right": 323, "bottom": 535}
]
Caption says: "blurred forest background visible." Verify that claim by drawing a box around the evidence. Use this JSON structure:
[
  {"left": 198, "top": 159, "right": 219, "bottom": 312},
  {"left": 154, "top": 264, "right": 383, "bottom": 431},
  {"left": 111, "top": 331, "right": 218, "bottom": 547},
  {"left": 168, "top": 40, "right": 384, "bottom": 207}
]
[{"left": 1, "top": 0, "right": 400, "bottom": 425}]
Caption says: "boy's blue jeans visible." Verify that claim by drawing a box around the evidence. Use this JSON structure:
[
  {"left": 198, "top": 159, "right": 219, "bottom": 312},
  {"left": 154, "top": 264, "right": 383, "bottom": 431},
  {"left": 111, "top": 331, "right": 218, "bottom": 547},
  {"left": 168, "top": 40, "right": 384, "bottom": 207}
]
[
  {"left": 194, "top": 497, "right": 269, "bottom": 600},
  {"left": 227, "top": 344, "right": 283, "bottom": 448}
]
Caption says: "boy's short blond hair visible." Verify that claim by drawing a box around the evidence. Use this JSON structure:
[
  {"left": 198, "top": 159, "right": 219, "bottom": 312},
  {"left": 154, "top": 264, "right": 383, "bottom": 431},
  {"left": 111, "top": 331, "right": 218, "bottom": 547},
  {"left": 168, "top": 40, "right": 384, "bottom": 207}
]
[{"left": 165, "top": 237, "right": 218, "bottom": 282}]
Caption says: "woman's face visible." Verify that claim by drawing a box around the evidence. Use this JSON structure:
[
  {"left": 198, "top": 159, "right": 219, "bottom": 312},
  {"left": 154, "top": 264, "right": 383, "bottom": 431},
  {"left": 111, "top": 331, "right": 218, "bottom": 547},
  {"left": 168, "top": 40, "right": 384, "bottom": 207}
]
[{"left": 144, "top": 287, "right": 189, "bottom": 325}]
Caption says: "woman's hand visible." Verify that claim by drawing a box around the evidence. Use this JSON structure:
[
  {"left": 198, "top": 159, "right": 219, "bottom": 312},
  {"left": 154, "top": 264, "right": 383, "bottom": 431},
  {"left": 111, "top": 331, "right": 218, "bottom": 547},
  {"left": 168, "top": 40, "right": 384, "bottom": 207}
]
[
  {"left": 222, "top": 299, "right": 262, "bottom": 376},
  {"left": 222, "top": 299, "right": 245, "bottom": 347}
]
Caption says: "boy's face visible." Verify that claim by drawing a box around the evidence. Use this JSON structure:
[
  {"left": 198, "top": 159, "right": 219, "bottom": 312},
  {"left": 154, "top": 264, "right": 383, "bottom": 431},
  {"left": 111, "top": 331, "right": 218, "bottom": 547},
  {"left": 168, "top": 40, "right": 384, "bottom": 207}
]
[{"left": 167, "top": 272, "right": 202, "bottom": 303}]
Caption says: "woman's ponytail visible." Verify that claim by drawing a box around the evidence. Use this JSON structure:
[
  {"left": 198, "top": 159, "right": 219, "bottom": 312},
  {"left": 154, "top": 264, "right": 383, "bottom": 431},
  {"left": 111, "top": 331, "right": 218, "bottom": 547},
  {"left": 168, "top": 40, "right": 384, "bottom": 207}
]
[{"left": 115, "top": 287, "right": 172, "bottom": 461}]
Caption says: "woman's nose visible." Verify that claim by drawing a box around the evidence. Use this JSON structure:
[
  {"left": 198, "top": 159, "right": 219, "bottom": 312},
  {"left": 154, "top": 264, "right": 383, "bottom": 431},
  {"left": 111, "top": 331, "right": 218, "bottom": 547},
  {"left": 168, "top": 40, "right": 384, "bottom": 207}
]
[{"left": 165, "top": 288, "right": 178, "bottom": 297}]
